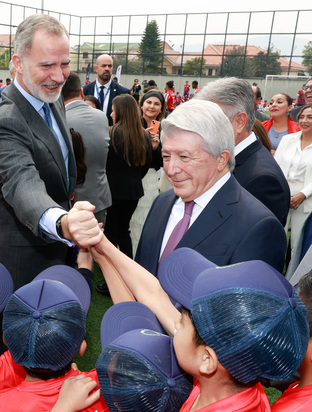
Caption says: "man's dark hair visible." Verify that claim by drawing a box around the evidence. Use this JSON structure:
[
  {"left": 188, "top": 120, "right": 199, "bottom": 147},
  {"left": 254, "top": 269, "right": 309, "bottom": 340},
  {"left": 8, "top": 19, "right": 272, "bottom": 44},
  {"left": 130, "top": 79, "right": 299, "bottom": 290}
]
[
  {"left": 166, "top": 80, "right": 174, "bottom": 89},
  {"left": 255, "top": 86, "right": 262, "bottom": 99},
  {"left": 62, "top": 71, "right": 81, "bottom": 100}
]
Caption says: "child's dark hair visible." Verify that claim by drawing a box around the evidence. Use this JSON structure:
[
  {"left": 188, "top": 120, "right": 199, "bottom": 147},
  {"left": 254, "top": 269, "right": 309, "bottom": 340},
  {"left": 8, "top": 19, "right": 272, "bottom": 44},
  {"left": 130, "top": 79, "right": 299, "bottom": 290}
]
[{"left": 24, "top": 362, "right": 72, "bottom": 381}]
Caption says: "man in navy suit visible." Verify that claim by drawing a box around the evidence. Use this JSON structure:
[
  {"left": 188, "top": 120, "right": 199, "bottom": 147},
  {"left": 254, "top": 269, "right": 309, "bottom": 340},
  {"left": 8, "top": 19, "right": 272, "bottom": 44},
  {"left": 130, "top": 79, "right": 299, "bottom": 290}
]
[
  {"left": 135, "top": 99, "right": 286, "bottom": 275},
  {"left": 83, "top": 54, "right": 130, "bottom": 126},
  {"left": 195, "top": 77, "right": 290, "bottom": 227}
]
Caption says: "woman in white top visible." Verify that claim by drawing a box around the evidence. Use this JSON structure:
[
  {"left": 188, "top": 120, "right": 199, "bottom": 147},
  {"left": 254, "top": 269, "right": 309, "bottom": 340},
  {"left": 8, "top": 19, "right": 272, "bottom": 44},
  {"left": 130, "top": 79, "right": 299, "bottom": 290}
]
[{"left": 275, "top": 105, "right": 312, "bottom": 254}]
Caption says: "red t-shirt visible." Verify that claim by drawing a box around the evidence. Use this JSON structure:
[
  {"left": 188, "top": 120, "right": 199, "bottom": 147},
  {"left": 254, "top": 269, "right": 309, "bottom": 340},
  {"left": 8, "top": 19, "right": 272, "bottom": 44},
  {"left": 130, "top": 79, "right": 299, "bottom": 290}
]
[
  {"left": 179, "top": 380, "right": 271, "bottom": 411},
  {"left": 0, "top": 351, "right": 26, "bottom": 393},
  {"left": 164, "top": 90, "right": 176, "bottom": 110},
  {"left": 0, "top": 366, "right": 109, "bottom": 412},
  {"left": 184, "top": 84, "right": 190, "bottom": 96},
  {"left": 272, "top": 381, "right": 312, "bottom": 411}
]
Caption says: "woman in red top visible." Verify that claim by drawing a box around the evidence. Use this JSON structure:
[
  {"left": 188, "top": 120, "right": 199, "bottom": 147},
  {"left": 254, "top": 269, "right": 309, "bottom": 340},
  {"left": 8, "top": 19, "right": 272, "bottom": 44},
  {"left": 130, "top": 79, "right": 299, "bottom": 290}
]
[{"left": 262, "top": 93, "right": 300, "bottom": 155}]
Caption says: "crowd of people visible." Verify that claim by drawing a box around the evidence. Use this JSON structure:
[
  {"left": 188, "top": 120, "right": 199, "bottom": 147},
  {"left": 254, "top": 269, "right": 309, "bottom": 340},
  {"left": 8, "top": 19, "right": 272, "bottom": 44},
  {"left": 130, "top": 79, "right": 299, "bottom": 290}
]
[{"left": 1, "top": 12, "right": 312, "bottom": 412}]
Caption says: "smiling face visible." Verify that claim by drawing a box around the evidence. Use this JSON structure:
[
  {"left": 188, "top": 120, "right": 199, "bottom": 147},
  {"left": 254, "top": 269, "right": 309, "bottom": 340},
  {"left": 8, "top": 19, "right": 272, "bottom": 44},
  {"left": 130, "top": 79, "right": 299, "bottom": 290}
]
[
  {"left": 268, "top": 94, "right": 292, "bottom": 119},
  {"left": 304, "top": 80, "right": 312, "bottom": 105},
  {"left": 14, "top": 29, "right": 70, "bottom": 103},
  {"left": 142, "top": 96, "right": 162, "bottom": 121},
  {"left": 298, "top": 107, "right": 312, "bottom": 135},
  {"left": 162, "top": 129, "right": 228, "bottom": 202}
]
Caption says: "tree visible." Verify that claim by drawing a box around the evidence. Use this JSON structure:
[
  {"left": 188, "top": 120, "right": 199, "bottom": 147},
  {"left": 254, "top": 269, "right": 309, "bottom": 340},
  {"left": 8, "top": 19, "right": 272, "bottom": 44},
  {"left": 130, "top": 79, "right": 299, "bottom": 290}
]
[
  {"left": 113, "top": 55, "right": 144, "bottom": 74},
  {"left": 248, "top": 47, "right": 282, "bottom": 77},
  {"left": 183, "top": 57, "right": 205, "bottom": 76},
  {"left": 219, "top": 46, "right": 250, "bottom": 77},
  {"left": 0, "top": 49, "right": 10, "bottom": 68},
  {"left": 139, "top": 20, "right": 163, "bottom": 73},
  {"left": 302, "top": 41, "right": 312, "bottom": 75}
]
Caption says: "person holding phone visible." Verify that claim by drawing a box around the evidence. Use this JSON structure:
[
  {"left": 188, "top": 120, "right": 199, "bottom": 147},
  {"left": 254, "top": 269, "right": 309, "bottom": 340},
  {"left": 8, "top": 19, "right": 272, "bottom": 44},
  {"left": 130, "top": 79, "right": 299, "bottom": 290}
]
[{"left": 130, "top": 89, "right": 167, "bottom": 253}]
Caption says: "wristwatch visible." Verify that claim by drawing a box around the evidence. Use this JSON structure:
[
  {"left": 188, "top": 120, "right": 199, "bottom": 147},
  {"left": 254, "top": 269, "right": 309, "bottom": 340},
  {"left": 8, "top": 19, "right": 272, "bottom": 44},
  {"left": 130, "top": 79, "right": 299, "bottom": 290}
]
[{"left": 56, "top": 214, "right": 67, "bottom": 239}]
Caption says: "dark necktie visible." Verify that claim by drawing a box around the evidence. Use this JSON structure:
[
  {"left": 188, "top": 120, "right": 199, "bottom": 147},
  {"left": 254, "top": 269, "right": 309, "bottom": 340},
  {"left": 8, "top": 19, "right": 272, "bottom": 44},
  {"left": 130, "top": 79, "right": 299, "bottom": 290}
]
[
  {"left": 99, "top": 86, "right": 104, "bottom": 110},
  {"left": 42, "top": 103, "right": 60, "bottom": 144},
  {"left": 159, "top": 201, "right": 195, "bottom": 264}
]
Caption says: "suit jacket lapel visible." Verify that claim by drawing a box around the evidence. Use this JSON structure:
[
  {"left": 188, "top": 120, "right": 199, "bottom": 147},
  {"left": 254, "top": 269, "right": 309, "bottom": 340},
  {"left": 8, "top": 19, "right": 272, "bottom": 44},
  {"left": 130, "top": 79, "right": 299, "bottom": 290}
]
[
  {"left": 106, "top": 81, "right": 117, "bottom": 118},
  {"left": 148, "top": 190, "right": 177, "bottom": 273},
  {"left": 51, "top": 101, "right": 76, "bottom": 195},
  {"left": 8, "top": 84, "right": 74, "bottom": 195},
  {"left": 179, "top": 176, "right": 239, "bottom": 249}
]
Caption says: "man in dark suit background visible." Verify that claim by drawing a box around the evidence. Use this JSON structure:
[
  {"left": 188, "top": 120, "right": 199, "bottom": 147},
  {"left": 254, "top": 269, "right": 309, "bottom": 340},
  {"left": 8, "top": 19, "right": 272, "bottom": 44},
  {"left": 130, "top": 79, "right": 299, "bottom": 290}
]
[
  {"left": 0, "top": 14, "right": 85, "bottom": 291},
  {"left": 195, "top": 77, "right": 290, "bottom": 227},
  {"left": 83, "top": 54, "right": 130, "bottom": 126},
  {"left": 135, "top": 99, "right": 286, "bottom": 276}
]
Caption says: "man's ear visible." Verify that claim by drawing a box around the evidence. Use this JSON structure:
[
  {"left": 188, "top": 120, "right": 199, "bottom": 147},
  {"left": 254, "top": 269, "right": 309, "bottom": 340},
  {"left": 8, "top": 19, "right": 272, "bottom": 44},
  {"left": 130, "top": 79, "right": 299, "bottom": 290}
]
[
  {"left": 199, "top": 346, "right": 218, "bottom": 375},
  {"left": 12, "top": 54, "right": 23, "bottom": 75},
  {"left": 232, "top": 112, "right": 248, "bottom": 135},
  {"left": 80, "top": 87, "right": 85, "bottom": 100},
  {"left": 217, "top": 150, "right": 231, "bottom": 172}
]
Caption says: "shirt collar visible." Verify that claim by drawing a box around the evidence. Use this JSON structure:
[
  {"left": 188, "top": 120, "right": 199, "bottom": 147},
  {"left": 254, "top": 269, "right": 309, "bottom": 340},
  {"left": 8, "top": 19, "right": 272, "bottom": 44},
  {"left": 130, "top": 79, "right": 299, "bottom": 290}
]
[
  {"left": 96, "top": 79, "right": 112, "bottom": 89},
  {"left": 234, "top": 132, "right": 257, "bottom": 156},
  {"left": 175, "top": 171, "right": 231, "bottom": 208}
]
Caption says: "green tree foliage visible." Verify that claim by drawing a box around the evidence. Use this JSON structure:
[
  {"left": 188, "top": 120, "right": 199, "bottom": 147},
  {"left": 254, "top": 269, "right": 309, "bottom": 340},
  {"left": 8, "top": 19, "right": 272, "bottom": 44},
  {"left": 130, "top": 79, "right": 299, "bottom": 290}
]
[
  {"left": 139, "top": 20, "right": 163, "bottom": 73},
  {"left": 302, "top": 41, "right": 312, "bottom": 75},
  {"left": 219, "top": 45, "right": 282, "bottom": 78},
  {"left": 248, "top": 47, "right": 282, "bottom": 77},
  {"left": 0, "top": 49, "right": 10, "bottom": 68},
  {"left": 219, "top": 46, "right": 248, "bottom": 77},
  {"left": 113, "top": 55, "right": 144, "bottom": 74},
  {"left": 183, "top": 57, "right": 205, "bottom": 76}
]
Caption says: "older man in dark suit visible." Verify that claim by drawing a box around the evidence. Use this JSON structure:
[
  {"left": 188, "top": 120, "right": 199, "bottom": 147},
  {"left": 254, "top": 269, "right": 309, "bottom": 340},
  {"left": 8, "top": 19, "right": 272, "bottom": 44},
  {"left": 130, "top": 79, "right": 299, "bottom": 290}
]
[
  {"left": 135, "top": 99, "right": 287, "bottom": 276},
  {"left": 195, "top": 77, "right": 290, "bottom": 227},
  {"left": 83, "top": 54, "right": 130, "bottom": 126},
  {"left": 0, "top": 14, "right": 87, "bottom": 291}
]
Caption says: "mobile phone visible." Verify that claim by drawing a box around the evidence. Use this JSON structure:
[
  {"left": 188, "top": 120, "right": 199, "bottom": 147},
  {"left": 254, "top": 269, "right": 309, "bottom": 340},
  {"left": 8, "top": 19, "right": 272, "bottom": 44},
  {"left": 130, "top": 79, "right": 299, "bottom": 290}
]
[{"left": 149, "top": 120, "right": 160, "bottom": 135}]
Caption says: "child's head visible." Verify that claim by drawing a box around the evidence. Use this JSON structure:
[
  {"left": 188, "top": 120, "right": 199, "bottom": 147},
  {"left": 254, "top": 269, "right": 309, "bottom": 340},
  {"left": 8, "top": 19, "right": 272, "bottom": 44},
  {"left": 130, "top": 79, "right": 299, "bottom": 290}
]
[
  {"left": 3, "top": 266, "right": 89, "bottom": 379},
  {"left": 96, "top": 301, "right": 193, "bottom": 411},
  {"left": 159, "top": 248, "right": 309, "bottom": 384}
]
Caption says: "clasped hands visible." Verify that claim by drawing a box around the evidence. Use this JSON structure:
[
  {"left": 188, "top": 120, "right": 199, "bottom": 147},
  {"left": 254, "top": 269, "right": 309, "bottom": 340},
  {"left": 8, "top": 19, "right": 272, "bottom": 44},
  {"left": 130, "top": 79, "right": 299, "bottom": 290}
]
[{"left": 65, "top": 201, "right": 104, "bottom": 249}]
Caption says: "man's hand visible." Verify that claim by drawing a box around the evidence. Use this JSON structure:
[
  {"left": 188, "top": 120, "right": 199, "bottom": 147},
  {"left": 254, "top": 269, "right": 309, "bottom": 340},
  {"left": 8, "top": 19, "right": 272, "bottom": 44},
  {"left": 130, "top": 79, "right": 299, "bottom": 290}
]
[
  {"left": 50, "top": 375, "right": 101, "bottom": 412},
  {"left": 61, "top": 201, "right": 103, "bottom": 248}
]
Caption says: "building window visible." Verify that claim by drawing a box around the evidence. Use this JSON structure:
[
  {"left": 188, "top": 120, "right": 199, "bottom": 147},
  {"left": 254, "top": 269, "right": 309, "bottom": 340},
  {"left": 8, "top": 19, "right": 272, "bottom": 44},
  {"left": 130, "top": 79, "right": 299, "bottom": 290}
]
[{"left": 82, "top": 52, "right": 88, "bottom": 59}]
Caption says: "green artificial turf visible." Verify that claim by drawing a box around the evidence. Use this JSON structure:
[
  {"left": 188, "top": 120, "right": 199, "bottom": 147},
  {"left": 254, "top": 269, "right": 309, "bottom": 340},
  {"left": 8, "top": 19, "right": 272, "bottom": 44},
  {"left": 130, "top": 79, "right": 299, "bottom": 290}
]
[{"left": 74, "top": 262, "right": 113, "bottom": 371}]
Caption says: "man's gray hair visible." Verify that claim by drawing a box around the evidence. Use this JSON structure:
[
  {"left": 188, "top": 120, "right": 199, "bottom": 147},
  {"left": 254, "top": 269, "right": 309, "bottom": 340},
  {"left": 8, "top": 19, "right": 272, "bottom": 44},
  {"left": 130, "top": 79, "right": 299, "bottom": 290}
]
[
  {"left": 14, "top": 14, "right": 68, "bottom": 57},
  {"left": 161, "top": 99, "right": 235, "bottom": 172},
  {"left": 195, "top": 77, "right": 255, "bottom": 133}
]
